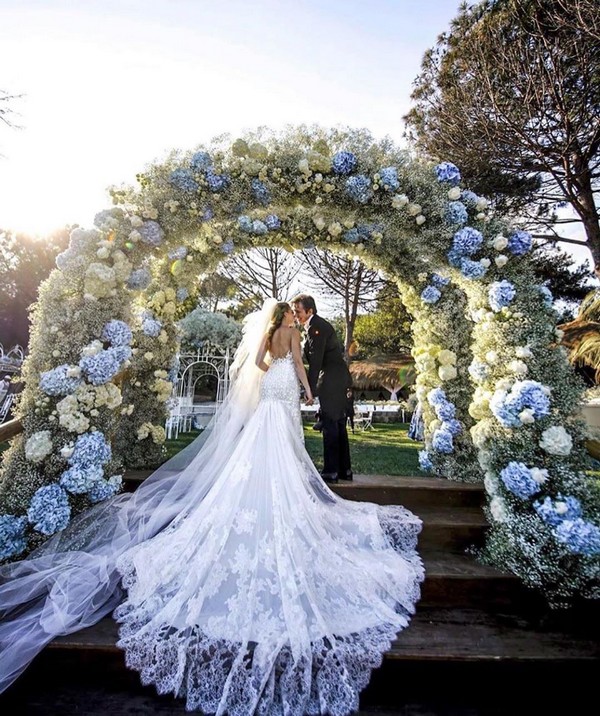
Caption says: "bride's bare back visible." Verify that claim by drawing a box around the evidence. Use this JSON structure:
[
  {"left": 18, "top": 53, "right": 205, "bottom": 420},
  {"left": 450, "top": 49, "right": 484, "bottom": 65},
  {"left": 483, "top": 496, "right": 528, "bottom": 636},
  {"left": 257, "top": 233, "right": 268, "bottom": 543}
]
[{"left": 269, "top": 325, "right": 295, "bottom": 359}]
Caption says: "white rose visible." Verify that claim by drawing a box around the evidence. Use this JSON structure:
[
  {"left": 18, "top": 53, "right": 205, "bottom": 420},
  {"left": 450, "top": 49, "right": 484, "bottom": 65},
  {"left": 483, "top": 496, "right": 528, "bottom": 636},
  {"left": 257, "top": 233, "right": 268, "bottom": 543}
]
[
  {"left": 52, "top": 350, "right": 60, "bottom": 358},
  {"left": 130, "top": 215, "right": 143, "bottom": 228},
  {"left": 438, "top": 365, "right": 457, "bottom": 381},
  {"left": 479, "top": 258, "right": 491, "bottom": 269},
  {"left": 485, "top": 351, "right": 498, "bottom": 364},
  {"left": 476, "top": 212, "right": 486, "bottom": 220},
  {"left": 495, "top": 378, "right": 514, "bottom": 391},
  {"left": 128, "top": 230, "right": 141, "bottom": 243},
  {"left": 515, "top": 346, "right": 533, "bottom": 359},
  {"left": 555, "top": 328, "right": 564, "bottom": 342},
  {"left": 476, "top": 197, "right": 488, "bottom": 211},
  {"left": 508, "top": 360, "right": 528, "bottom": 376},
  {"left": 539, "top": 426, "right": 573, "bottom": 456},
  {"left": 96, "top": 247, "right": 110, "bottom": 260},
  {"left": 447, "top": 187, "right": 461, "bottom": 200},
  {"left": 298, "top": 158, "right": 310, "bottom": 175},
  {"left": 312, "top": 216, "right": 326, "bottom": 231},
  {"left": 492, "top": 235, "right": 508, "bottom": 251},
  {"left": 328, "top": 222, "right": 343, "bottom": 237},
  {"left": 81, "top": 340, "right": 103, "bottom": 358},
  {"left": 407, "top": 203, "right": 422, "bottom": 216},
  {"left": 555, "top": 501, "right": 568, "bottom": 515},
  {"left": 518, "top": 408, "right": 535, "bottom": 425},
  {"left": 417, "top": 272, "right": 428, "bottom": 282},
  {"left": 416, "top": 214, "right": 426, "bottom": 226},
  {"left": 392, "top": 194, "right": 409, "bottom": 209},
  {"left": 66, "top": 366, "right": 82, "bottom": 379},
  {"left": 495, "top": 255, "right": 509, "bottom": 268},
  {"left": 144, "top": 352, "right": 154, "bottom": 361}
]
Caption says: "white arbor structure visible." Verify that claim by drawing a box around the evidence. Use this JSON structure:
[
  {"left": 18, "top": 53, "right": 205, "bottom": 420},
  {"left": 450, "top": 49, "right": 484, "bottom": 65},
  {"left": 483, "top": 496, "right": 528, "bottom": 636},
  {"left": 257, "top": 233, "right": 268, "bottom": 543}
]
[{"left": 167, "top": 345, "right": 232, "bottom": 438}]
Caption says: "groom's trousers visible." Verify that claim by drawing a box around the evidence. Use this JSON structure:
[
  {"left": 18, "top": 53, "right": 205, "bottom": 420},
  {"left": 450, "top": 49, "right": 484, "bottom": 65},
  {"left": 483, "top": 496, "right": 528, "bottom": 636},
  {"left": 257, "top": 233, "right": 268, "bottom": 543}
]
[{"left": 321, "top": 412, "right": 352, "bottom": 478}]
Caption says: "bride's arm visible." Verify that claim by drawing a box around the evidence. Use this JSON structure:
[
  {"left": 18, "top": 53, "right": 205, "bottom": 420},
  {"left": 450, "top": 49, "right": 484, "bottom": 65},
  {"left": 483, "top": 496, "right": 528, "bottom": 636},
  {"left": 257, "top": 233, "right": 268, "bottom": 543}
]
[
  {"left": 255, "top": 334, "right": 270, "bottom": 372},
  {"left": 291, "top": 329, "right": 314, "bottom": 403}
]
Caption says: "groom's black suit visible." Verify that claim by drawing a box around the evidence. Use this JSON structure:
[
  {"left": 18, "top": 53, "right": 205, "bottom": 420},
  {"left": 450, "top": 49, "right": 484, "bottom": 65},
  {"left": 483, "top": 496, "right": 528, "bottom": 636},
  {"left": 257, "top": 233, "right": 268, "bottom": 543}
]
[{"left": 303, "top": 314, "right": 353, "bottom": 479}]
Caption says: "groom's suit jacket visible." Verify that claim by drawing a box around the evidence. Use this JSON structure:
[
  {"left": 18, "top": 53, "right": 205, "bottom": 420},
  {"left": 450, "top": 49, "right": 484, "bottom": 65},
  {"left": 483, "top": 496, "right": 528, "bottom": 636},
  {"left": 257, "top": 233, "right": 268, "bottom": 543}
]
[{"left": 303, "top": 314, "right": 352, "bottom": 421}]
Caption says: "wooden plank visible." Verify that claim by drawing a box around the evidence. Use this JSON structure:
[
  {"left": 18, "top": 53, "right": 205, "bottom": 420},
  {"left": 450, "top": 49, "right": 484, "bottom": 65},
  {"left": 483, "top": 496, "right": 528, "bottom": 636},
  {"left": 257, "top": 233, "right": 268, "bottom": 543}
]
[
  {"left": 48, "top": 608, "right": 599, "bottom": 662},
  {"left": 0, "top": 417, "right": 22, "bottom": 442}
]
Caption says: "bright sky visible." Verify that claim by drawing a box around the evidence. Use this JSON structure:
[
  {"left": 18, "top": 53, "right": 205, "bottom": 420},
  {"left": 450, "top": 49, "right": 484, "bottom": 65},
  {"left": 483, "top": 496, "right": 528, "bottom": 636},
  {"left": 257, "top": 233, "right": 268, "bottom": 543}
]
[
  {"left": 0, "top": 0, "right": 592, "bottom": 270},
  {"left": 0, "top": 0, "right": 462, "bottom": 235}
]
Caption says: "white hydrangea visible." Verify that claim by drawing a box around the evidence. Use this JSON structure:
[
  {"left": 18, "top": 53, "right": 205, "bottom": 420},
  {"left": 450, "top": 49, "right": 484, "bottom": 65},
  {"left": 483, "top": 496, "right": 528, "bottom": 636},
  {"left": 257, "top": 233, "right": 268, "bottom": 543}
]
[
  {"left": 508, "top": 360, "right": 528, "bottom": 377},
  {"left": 415, "top": 214, "right": 426, "bottom": 226},
  {"left": 495, "top": 255, "right": 509, "bottom": 268},
  {"left": 392, "top": 193, "right": 409, "bottom": 209},
  {"left": 490, "top": 496, "right": 508, "bottom": 522},
  {"left": 24, "top": 430, "right": 53, "bottom": 463},
  {"left": 492, "top": 235, "right": 508, "bottom": 251},
  {"left": 539, "top": 426, "right": 573, "bottom": 456},
  {"left": 84, "top": 263, "right": 117, "bottom": 300},
  {"left": 407, "top": 203, "right": 422, "bottom": 216},
  {"left": 437, "top": 349, "right": 457, "bottom": 366},
  {"left": 438, "top": 364, "right": 457, "bottom": 381},
  {"left": 483, "top": 471, "right": 497, "bottom": 495},
  {"left": 515, "top": 346, "right": 533, "bottom": 359},
  {"left": 530, "top": 467, "right": 549, "bottom": 485}
]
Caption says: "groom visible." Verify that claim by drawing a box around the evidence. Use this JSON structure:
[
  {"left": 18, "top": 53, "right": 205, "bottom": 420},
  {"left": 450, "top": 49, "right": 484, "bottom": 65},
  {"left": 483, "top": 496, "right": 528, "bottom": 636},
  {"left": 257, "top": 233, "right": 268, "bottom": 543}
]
[{"left": 292, "top": 294, "right": 353, "bottom": 483}]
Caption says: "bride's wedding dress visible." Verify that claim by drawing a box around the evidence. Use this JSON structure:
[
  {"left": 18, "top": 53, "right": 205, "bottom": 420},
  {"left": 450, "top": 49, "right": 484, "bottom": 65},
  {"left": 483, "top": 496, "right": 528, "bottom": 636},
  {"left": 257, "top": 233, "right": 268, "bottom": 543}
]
[{"left": 0, "top": 301, "right": 424, "bottom": 715}]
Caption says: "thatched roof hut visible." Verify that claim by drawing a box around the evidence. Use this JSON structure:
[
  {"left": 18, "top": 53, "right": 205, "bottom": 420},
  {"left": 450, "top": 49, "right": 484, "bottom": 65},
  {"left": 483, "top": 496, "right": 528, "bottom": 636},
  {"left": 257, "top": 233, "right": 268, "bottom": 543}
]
[
  {"left": 349, "top": 354, "right": 415, "bottom": 400},
  {"left": 559, "top": 290, "right": 600, "bottom": 383}
]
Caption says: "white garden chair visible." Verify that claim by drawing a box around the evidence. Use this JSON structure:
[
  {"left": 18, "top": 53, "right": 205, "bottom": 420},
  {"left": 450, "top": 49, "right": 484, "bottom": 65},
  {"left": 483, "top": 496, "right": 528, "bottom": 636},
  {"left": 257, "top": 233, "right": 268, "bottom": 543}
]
[{"left": 353, "top": 409, "right": 374, "bottom": 431}]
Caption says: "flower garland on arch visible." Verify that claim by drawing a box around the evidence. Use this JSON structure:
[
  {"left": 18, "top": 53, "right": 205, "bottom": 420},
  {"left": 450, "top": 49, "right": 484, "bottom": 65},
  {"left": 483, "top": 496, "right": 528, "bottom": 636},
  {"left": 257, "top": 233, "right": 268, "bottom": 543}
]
[{"left": 0, "top": 126, "right": 597, "bottom": 606}]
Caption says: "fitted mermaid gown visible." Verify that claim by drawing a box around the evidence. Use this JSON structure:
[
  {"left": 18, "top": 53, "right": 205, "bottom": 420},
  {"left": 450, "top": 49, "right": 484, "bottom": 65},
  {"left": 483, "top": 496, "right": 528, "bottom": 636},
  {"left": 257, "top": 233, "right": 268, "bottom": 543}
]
[{"left": 0, "top": 351, "right": 424, "bottom": 715}]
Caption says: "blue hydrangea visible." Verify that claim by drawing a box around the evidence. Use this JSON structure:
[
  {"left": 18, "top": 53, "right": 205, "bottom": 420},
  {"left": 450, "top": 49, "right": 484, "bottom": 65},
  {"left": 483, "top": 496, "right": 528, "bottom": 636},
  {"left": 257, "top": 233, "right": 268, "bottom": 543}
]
[
  {"left": 418, "top": 450, "right": 433, "bottom": 471},
  {"left": 88, "top": 476, "right": 122, "bottom": 504},
  {"left": 0, "top": 514, "right": 27, "bottom": 560},
  {"left": 460, "top": 258, "right": 487, "bottom": 280},
  {"left": 39, "top": 364, "right": 82, "bottom": 397},
  {"left": 79, "top": 346, "right": 131, "bottom": 385},
  {"left": 441, "top": 418, "right": 462, "bottom": 436},
  {"left": 202, "top": 206, "right": 214, "bottom": 222},
  {"left": 176, "top": 287, "right": 189, "bottom": 302},
  {"left": 452, "top": 227, "right": 483, "bottom": 256},
  {"left": 170, "top": 168, "right": 199, "bottom": 193},
  {"left": 345, "top": 175, "right": 373, "bottom": 204},
  {"left": 434, "top": 162, "right": 461, "bottom": 185},
  {"left": 431, "top": 273, "right": 450, "bottom": 288},
  {"left": 70, "top": 431, "right": 112, "bottom": 467},
  {"left": 447, "top": 248, "right": 462, "bottom": 268},
  {"left": 379, "top": 166, "right": 400, "bottom": 190},
  {"left": 251, "top": 179, "right": 271, "bottom": 205},
  {"left": 461, "top": 190, "right": 479, "bottom": 206},
  {"left": 421, "top": 285, "right": 441, "bottom": 304},
  {"left": 221, "top": 240, "right": 235, "bottom": 254},
  {"left": 468, "top": 361, "right": 489, "bottom": 383},
  {"left": 446, "top": 201, "right": 468, "bottom": 225},
  {"left": 488, "top": 280, "right": 516, "bottom": 312},
  {"left": 205, "top": 170, "right": 230, "bottom": 193},
  {"left": 27, "top": 484, "right": 71, "bottom": 535},
  {"left": 168, "top": 246, "right": 188, "bottom": 260},
  {"left": 554, "top": 518, "right": 600, "bottom": 555},
  {"left": 238, "top": 215, "right": 253, "bottom": 233},
  {"left": 142, "top": 318, "right": 162, "bottom": 337},
  {"left": 499, "top": 462, "right": 542, "bottom": 499},
  {"left": 432, "top": 429, "right": 454, "bottom": 454},
  {"left": 534, "top": 495, "right": 582, "bottom": 527},
  {"left": 60, "top": 465, "right": 104, "bottom": 494},
  {"left": 435, "top": 401, "right": 456, "bottom": 421},
  {"left": 102, "top": 320, "right": 132, "bottom": 347},
  {"left": 507, "top": 230, "right": 532, "bottom": 256},
  {"left": 251, "top": 220, "right": 268, "bottom": 235},
  {"left": 190, "top": 151, "right": 212, "bottom": 172},
  {"left": 538, "top": 285, "right": 554, "bottom": 308},
  {"left": 265, "top": 214, "right": 281, "bottom": 231},
  {"left": 332, "top": 151, "right": 358, "bottom": 175},
  {"left": 138, "top": 221, "right": 164, "bottom": 247},
  {"left": 490, "top": 379, "right": 551, "bottom": 427},
  {"left": 343, "top": 228, "right": 361, "bottom": 244},
  {"left": 427, "top": 387, "right": 447, "bottom": 406},
  {"left": 126, "top": 268, "right": 152, "bottom": 290}
]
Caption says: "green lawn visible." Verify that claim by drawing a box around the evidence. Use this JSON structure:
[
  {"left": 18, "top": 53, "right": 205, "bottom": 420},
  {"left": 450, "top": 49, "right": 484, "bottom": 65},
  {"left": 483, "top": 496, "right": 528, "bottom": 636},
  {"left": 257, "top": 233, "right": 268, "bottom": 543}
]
[
  {"left": 303, "top": 422, "right": 422, "bottom": 476},
  {"left": 161, "top": 422, "right": 422, "bottom": 476}
]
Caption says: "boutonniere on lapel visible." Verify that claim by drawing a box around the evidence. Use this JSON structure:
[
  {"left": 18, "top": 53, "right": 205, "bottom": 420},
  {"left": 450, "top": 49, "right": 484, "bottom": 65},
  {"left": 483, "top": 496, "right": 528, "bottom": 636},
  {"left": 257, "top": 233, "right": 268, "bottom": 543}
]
[{"left": 314, "top": 330, "right": 319, "bottom": 336}]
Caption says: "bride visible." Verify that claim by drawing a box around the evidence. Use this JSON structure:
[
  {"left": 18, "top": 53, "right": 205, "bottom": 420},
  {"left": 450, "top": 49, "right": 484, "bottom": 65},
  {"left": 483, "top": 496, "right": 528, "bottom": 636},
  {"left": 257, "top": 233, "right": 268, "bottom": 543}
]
[{"left": 0, "top": 299, "right": 424, "bottom": 715}]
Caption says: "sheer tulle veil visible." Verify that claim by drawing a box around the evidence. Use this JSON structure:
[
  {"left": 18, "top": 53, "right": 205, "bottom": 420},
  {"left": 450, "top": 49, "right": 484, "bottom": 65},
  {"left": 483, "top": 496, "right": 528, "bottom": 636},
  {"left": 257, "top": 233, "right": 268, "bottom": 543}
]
[{"left": 0, "top": 298, "right": 279, "bottom": 693}]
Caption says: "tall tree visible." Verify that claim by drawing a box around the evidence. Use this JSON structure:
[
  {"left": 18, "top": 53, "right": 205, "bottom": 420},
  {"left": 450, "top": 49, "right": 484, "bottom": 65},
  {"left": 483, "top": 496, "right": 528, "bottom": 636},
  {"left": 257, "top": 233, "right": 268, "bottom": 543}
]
[
  {"left": 405, "top": 0, "right": 600, "bottom": 272},
  {"left": 219, "top": 247, "right": 301, "bottom": 311},
  {"left": 299, "top": 249, "right": 386, "bottom": 357},
  {"left": 0, "top": 227, "right": 71, "bottom": 348},
  {"left": 352, "top": 282, "right": 413, "bottom": 357}
]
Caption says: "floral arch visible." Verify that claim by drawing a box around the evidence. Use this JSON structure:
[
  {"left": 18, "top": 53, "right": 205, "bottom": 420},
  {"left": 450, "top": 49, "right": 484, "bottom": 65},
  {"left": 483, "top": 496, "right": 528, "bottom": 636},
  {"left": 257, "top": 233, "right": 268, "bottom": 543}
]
[{"left": 0, "top": 127, "right": 598, "bottom": 605}]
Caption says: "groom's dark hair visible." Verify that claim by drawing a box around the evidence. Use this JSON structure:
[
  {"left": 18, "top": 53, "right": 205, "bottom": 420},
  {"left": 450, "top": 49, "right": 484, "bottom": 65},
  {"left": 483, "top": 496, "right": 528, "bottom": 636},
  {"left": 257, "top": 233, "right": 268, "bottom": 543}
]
[{"left": 291, "top": 294, "right": 317, "bottom": 314}]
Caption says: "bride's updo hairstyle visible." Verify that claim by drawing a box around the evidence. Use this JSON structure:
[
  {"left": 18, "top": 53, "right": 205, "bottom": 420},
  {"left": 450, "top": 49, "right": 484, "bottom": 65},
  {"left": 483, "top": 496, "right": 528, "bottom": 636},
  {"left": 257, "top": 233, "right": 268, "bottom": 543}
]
[{"left": 266, "top": 302, "right": 291, "bottom": 347}]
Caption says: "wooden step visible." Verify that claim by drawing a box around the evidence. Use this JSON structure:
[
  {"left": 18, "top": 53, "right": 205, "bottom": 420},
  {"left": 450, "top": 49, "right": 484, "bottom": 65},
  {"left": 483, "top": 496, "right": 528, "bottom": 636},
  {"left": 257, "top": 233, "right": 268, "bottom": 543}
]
[
  {"left": 417, "top": 507, "right": 487, "bottom": 551},
  {"left": 47, "top": 607, "right": 598, "bottom": 663},
  {"left": 124, "top": 471, "right": 486, "bottom": 510}
]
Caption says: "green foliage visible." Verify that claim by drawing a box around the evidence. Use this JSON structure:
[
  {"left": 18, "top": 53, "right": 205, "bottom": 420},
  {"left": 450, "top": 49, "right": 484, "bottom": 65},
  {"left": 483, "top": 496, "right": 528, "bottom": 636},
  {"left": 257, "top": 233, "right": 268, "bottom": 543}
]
[
  {"left": 405, "top": 0, "right": 600, "bottom": 267},
  {"left": 0, "top": 228, "right": 71, "bottom": 347},
  {"left": 353, "top": 282, "right": 413, "bottom": 357},
  {"left": 178, "top": 308, "right": 242, "bottom": 351}
]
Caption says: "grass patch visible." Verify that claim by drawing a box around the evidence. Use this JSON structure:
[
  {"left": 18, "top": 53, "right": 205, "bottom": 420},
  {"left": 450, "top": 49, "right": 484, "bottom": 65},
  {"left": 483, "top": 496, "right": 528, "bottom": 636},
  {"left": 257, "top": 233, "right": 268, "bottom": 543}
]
[{"left": 303, "top": 422, "right": 422, "bottom": 476}]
